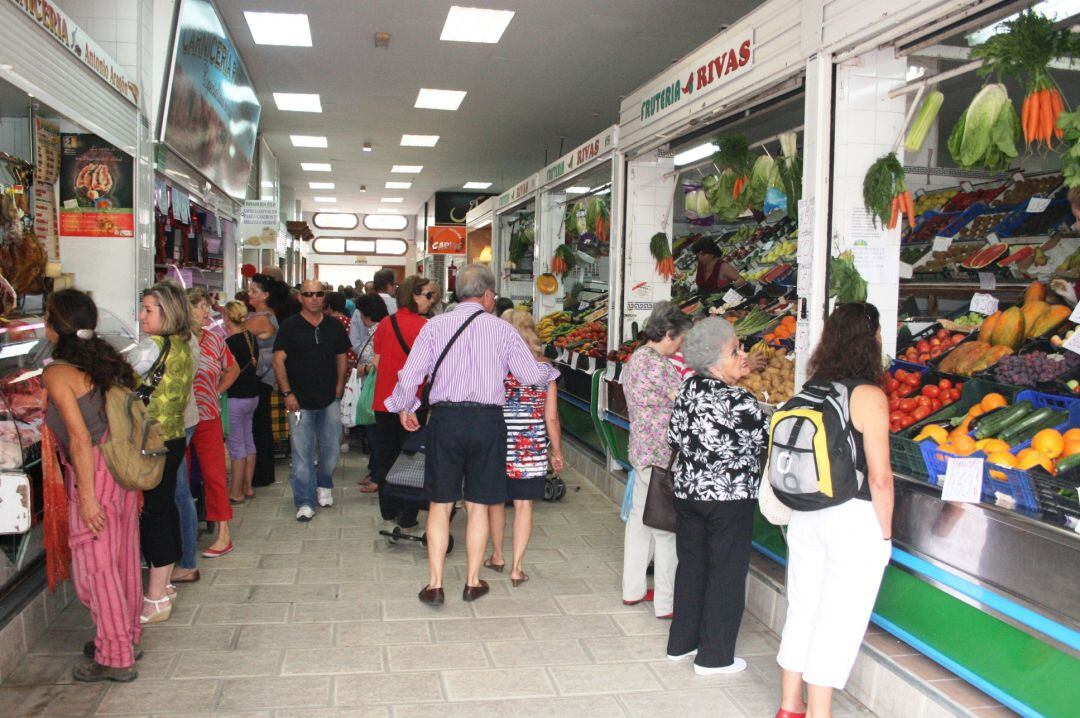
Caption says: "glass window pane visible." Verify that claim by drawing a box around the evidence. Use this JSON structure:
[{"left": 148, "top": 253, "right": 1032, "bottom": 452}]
[
  {"left": 346, "top": 239, "right": 376, "bottom": 253},
  {"left": 375, "top": 239, "right": 407, "bottom": 255},
  {"left": 363, "top": 214, "right": 408, "bottom": 231},
  {"left": 312, "top": 237, "right": 347, "bottom": 253},
  {"left": 312, "top": 212, "right": 359, "bottom": 229}
]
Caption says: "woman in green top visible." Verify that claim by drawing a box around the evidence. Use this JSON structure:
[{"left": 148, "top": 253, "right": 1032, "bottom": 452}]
[{"left": 128, "top": 281, "right": 195, "bottom": 624}]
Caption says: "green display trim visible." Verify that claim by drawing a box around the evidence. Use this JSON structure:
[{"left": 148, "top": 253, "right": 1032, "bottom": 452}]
[
  {"left": 751, "top": 516, "right": 1080, "bottom": 718},
  {"left": 557, "top": 395, "right": 605, "bottom": 455}
]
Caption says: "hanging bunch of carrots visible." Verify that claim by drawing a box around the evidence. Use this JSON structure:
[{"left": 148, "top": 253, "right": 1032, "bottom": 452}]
[
  {"left": 1021, "top": 76, "right": 1066, "bottom": 148},
  {"left": 863, "top": 152, "right": 914, "bottom": 230},
  {"left": 731, "top": 174, "right": 749, "bottom": 199},
  {"left": 712, "top": 134, "right": 752, "bottom": 200},
  {"left": 551, "top": 243, "right": 576, "bottom": 277},
  {"left": 650, "top": 232, "right": 675, "bottom": 280}
]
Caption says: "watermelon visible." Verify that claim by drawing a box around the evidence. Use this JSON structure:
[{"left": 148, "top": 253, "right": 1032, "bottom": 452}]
[
  {"left": 962, "top": 243, "right": 1009, "bottom": 270},
  {"left": 997, "top": 246, "right": 1033, "bottom": 267}
]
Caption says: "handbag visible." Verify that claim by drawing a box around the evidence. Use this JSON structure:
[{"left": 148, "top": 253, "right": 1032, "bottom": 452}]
[
  {"left": 220, "top": 393, "right": 229, "bottom": 437},
  {"left": 356, "top": 368, "right": 376, "bottom": 426},
  {"left": 134, "top": 338, "right": 171, "bottom": 405},
  {"left": 340, "top": 367, "right": 363, "bottom": 428},
  {"left": 642, "top": 456, "right": 677, "bottom": 533},
  {"left": 758, "top": 475, "right": 792, "bottom": 526}
]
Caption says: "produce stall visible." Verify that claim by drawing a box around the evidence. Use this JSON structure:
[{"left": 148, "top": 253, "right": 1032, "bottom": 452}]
[{"left": 493, "top": 173, "right": 539, "bottom": 304}]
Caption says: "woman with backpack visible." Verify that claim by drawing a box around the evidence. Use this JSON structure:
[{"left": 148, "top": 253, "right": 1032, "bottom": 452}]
[
  {"left": 43, "top": 290, "right": 144, "bottom": 682},
  {"left": 665, "top": 317, "right": 767, "bottom": 676},
  {"left": 774, "top": 302, "right": 893, "bottom": 718}
]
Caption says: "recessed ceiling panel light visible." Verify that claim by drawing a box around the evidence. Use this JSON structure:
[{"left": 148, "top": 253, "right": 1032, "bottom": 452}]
[
  {"left": 385, "top": 181, "right": 412, "bottom": 189},
  {"left": 291, "top": 135, "right": 328, "bottom": 148},
  {"left": 440, "top": 6, "right": 514, "bottom": 43},
  {"left": 566, "top": 186, "right": 591, "bottom": 194},
  {"left": 381, "top": 197, "right": 405, "bottom": 203},
  {"left": 673, "top": 142, "right": 718, "bottom": 167},
  {"left": 244, "top": 12, "right": 312, "bottom": 46},
  {"left": 301, "top": 162, "right": 332, "bottom": 172},
  {"left": 463, "top": 181, "right": 492, "bottom": 189},
  {"left": 273, "top": 92, "right": 322, "bottom": 112},
  {"left": 400, "top": 134, "right": 439, "bottom": 147},
  {"left": 391, "top": 165, "right": 423, "bottom": 173},
  {"left": 415, "top": 88, "right": 467, "bottom": 111},
  {"left": 362, "top": 142, "right": 373, "bottom": 152},
  {"left": 308, "top": 182, "right": 335, "bottom": 189},
  {"left": 313, "top": 196, "right": 337, "bottom": 203},
  {"left": 260, "top": 181, "right": 275, "bottom": 188}
]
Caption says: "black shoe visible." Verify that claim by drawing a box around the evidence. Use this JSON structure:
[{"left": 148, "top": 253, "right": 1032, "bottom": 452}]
[
  {"left": 84, "top": 641, "right": 143, "bottom": 661},
  {"left": 462, "top": 580, "right": 490, "bottom": 602},
  {"left": 418, "top": 585, "right": 445, "bottom": 606},
  {"left": 72, "top": 659, "right": 137, "bottom": 683}
]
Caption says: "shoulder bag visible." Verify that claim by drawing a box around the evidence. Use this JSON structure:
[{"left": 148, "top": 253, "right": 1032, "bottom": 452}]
[
  {"left": 642, "top": 454, "right": 677, "bottom": 533},
  {"left": 389, "top": 315, "right": 411, "bottom": 355},
  {"left": 134, "top": 338, "right": 171, "bottom": 405}
]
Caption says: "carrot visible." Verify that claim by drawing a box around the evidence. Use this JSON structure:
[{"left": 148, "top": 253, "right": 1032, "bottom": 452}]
[
  {"left": 1050, "top": 88, "right": 1065, "bottom": 140},
  {"left": 1041, "top": 88, "right": 1055, "bottom": 146},
  {"left": 1022, "top": 94, "right": 1034, "bottom": 144},
  {"left": 888, "top": 194, "right": 899, "bottom": 230}
]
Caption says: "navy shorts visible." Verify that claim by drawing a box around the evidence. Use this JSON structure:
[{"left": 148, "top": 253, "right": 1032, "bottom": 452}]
[{"left": 425, "top": 404, "right": 507, "bottom": 505}]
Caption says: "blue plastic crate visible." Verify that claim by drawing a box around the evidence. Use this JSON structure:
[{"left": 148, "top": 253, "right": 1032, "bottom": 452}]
[
  {"left": 940, "top": 203, "right": 989, "bottom": 238},
  {"left": 919, "top": 441, "right": 1040, "bottom": 512},
  {"left": 890, "top": 359, "right": 930, "bottom": 376},
  {"left": 1008, "top": 390, "right": 1080, "bottom": 452},
  {"left": 994, "top": 199, "right": 1070, "bottom": 238}
]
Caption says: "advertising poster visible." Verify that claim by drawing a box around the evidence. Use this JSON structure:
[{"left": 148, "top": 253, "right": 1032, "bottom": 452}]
[
  {"left": 427, "top": 226, "right": 467, "bottom": 254},
  {"left": 58, "top": 133, "right": 134, "bottom": 238},
  {"left": 434, "top": 192, "right": 493, "bottom": 225},
  {"left": 162, "top": 0, "right": 261, "bottom": 200}
]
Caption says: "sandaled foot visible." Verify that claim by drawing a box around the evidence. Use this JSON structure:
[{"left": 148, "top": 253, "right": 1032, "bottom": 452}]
[
  {"left": 510, "top": 572, "right": 529, "bottom": 587},
  {"left": 140, "top": 596, "right": 172, "bottom": 624},
  {"left": 483, "top": 557, "right": 505, "bottom": 572}
]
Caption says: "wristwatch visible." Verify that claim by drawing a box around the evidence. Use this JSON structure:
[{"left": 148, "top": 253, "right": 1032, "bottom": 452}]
[{"left": 282, "top": 390, "right": 293, "bottom": 397}]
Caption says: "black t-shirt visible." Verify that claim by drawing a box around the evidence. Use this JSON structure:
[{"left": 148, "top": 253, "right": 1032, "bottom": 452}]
[
  {"left": 273, "top": 313, "right": 350, "bottom": 409},
  {"left": 225, "top": 331, "right": 260, "bottom": 399}
]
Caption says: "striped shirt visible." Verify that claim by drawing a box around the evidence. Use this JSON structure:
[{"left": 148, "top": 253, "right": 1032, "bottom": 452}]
[
  {"left": 386, "top": 302, "right": 559, "bottom": 412},
  {"left": 194, "top": 329, "right": 236, "bottom": 421}
]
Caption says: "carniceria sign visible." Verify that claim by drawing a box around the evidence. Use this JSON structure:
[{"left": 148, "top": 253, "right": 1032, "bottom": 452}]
[
  {"left": 638, "top": 31, "right": 754, "bottom": 126},
  {"left": 543, "top": 126, "right": 617, "bottom": 186}
]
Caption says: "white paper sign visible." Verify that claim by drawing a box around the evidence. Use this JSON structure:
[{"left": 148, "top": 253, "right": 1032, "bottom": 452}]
[
  {"left": 1027, "top": 197, "right": 1051, "bottom": 214},
  {"left": 1063, "top": 330, "right": 1080, "bottom": 356},
  {"left": 970, "top": 293, "right": 1000, "bottom": 316},
  {"left": 941, "top": 457, "right": 985, "bottom": 503},
  {"left": 978, "top": 272, "right": 997, "bottom": 290},
  {"left": 1070, "top": 301, "right": 1080, "bottom": 325},
  {"left": 933, "top": 236, "right": 952, "bottom": 252},
  {"left": 899, "top": 262, "right": 914, "bottom": 279},
  {"left": 723, "top": 289, "right": 744, "bottom": 306}
]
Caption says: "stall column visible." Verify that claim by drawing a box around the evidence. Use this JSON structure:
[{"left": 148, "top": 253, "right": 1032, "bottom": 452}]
[
  {"left": 535, "top": 191, "right": 565, "bottom": 319},
  {"left": 621, "top": 151, "right": 676, "bottom": 338}
]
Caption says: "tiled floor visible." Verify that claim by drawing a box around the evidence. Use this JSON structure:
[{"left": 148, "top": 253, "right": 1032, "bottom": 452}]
[{"left": 0, "top": 451, "right": 877, "bottom": 717}]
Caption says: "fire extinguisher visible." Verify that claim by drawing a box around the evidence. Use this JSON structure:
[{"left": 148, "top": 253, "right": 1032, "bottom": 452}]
[{"left": 447, "top": 262, "right": 457, "bottom": 292}]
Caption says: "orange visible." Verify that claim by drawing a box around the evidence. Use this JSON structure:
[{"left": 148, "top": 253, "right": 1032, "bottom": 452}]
[
  {"left": 1062, "top": 439, "right": 1080, "bottom": 458},
  {"left": 1031, "top": 429, "right": 1065, "bottom": 459},
  {"left": 1016, "top": 449, "right": 1055, "bottom": 474},
  {"left": 976, "top": 438, "right": 1011, "bottom": 454},
  {"left": 1063, "top": 428, "right": 1080, "bottom": 443},
  {"left": 980, "top": 393, "right": 1008, "bottom": 412},
  {"left": 986, "top": 451, "right": 1018, "bottom": 468},
  {"left": 968, "top": 405, "right": 986, "bottom": 418},
  {"left": 950, "top": 434, "right": 977, "bottom": 455}
]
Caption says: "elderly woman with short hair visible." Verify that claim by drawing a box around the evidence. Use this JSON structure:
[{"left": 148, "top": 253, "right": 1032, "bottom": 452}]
[
  {"left": 665, "top": 317, "right": 767, "bottom": 676},
  {"left": 620, "top": 301, "right": 694, "bottom": 619}
]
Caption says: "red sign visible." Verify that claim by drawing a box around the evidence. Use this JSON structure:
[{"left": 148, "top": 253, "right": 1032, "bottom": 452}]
[{"left": 427, "top": 225, "right": 467, "bottom": 255}]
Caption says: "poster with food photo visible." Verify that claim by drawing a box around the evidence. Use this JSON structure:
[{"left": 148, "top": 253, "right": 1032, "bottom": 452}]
[{"left": 58, "top": 133, "right": 134, "bottom": 238}]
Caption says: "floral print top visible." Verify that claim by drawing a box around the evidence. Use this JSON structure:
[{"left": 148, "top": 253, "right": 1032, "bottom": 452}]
[
  {"left": 622, "top": 345, "right": 684, "bottom": 469},
  {"left": 667, "top": 375, "right": 767, "bottom": 501},
  {"left": 504, "top": 374, "right": 549, "bottom": 480}
]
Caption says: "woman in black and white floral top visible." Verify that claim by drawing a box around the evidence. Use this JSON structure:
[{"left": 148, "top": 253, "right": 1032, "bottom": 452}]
[{"left": 665, "top": 317, "right": 767, "bottom": 677}]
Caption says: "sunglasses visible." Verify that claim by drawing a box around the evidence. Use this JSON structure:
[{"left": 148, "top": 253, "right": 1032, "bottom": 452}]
[
  {"left": 417, "top": 291, "right": 437, "bottom": 300},
  {"left": 300, "top": 291, "right": 325, "bottom": 298}
]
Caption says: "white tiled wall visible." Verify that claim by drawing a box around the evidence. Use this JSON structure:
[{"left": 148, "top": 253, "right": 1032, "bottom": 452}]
[
  {"left": 59, "top": 0, "right": 140, "bottom": 82},
  {"left": 622, "top": 152, "right": 676, "bottom": 336}
]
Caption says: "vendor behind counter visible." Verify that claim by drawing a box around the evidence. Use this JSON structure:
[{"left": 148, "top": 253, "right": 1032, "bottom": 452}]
[{"left": 694, "top": 237, "right": 747, "bottom": 294}]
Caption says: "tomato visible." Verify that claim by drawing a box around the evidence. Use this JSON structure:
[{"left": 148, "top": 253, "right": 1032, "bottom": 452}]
[
  {"left": 888, "top": 397, "right": 901, "bottom": 411},
  {"left": 902, "top": 372, "right": 921, "bottom": 387},
  {"left": 898, "top": 383, "right": 918, "bottom": 397},
  {"left": 929, "top": 347, "right": 942, "bottom": 359},
  {"left": 916, "top": 340, "right": 931, "bottom": 353},
  {"left": 936, "top": 328, "right": 951, "bottom": 340},
  {"left": 915, "top": 395, "right": 932, "bottom": 407},
  {"left": 948, "top": 388, "right": 962, "bottom": 401},
  {"left": 954, "top": 382, "right": 964, "bottom": 393},
  {"left": 918, "top": 353, "right": 932, "bottom": 363},
  {"left": 889, "top": 411, "right": 906, "bottom": 424},
  {"left": 930, "top": 398, "right": 941, "bottom": 412},
  {"left": 886, "top": 377, "right": 900, "bottom": 392},
  {"left": 940, "top": 394, "right": 953, "bottom": 406},
  {"left": 894, "top": 369, "right": 908, "bottom": 381},
  {"left": 921, "top": 385, "right": 940, "bottom": 399},
  {"left": 912, "top": 405, "right": 932, "bottom": 421},
  {"left": 951, "top": 334, "right": 966, "bottom": 344},
  {"left": 938, "top": 378, "right": 953, "bottom": 391},
  {"left": 890, "top": 422, "right": 902, "bottom": 434},
  {"left": 899, "top": 415, "right": 917, "bottom": 429},
  {"left": 929, "top": 337, "right": 941, "bottom": 347},
  {"left": 899, "top": 399, "right": 918, "bottom": 413}
]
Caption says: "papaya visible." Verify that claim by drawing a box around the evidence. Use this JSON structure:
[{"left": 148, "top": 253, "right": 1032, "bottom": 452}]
[
  {"left": 979, "top": 310, "right": 1002, "bottom": 343},
  {"left": 939, "top": 341, "right": 985, "bottom": 374},
  {"left": 1023, "top": 281, "right": 1047, "bottom": 305},
  {"left": 1029, "top": 304, "right": 1072, "bottom": 337},
  {"left": 989, "top": 306, "right": 1025, "bottom": 350},
  {"left": 1021, "top": 301, "right": 1050, "bottom": 337},
  {"left": 969, "top": 345, "right": 1014, "bottom": 374}
]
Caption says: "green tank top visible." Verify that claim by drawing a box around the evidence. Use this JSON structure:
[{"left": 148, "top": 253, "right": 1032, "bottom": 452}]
[{"left": 146, "top": 335, "right": 195, "bottom": 440}]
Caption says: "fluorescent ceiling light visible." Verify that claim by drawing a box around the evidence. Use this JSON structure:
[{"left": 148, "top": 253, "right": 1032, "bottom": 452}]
[
  {"left": 401, "top": 134, "right": 439, "bottom": 147},
  {"left": 308, "top": 182, "right": 335, "bottom": 189},
  {"left": 463, "top": 181, "right": 491, "bottom": 189},
  {"left": 273, "top": 92, "right": 321, "bottom": 112},
  {"left": 392, "top": 165, "right": 423, "bottom": 173},
  {"left": 313, "top": 196, "right": 336, "bottom": 203},
  {"left": 566, "top": 186, "right": 590, "bottom": 194},
  {"left": 385, "top": 181, "right": 412, "bottom": 189},
  {"left": 673, "top": 142, "right": 718, "bottom": 167},
  {"left": 291, "top": 135, "right": 327, "bottom": 148},
  {"left": 244, "top": 12, "right": 312, "bottom": 46},
  {"left": 440, "top": 6, "right": 515, "bottom": 43},
  {"left": 382, "top": 197, "right": 404, "bottom": 203},
  {"left": 301, "top": 162, "right": 332, "bottom": 172},
  {"left": 260, "top": 181, "right": 275, "bottom": 188},
  {"left": 415, "top": 88, "right": 467, "bottom": 111}
]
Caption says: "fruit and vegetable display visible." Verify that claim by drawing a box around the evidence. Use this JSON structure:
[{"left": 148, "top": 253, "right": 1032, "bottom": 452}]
[
  {"left": 737, "top": 344, "right": 795, "bottom": 405},
  {"left": 991, "top": 350, "right": 1080, "bottom": 387},
  {"left": 863, "top": 152, "right": 914, "bottom": 229},
  {"left": 897, "top": 327, "right": 968, "bottom": 366},
  {"left": 887, "top": 371, "right": 962, "bottom": 432},
  {"left": 552, "top": 321, "right": 607, "bottom": 357}
]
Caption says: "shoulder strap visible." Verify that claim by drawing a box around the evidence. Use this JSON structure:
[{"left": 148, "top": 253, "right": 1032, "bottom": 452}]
[
  {"left": 389, "top": 315, "right": 411, "bottom": 355},
  {"left": 422, "top": 310, "right": 486, "bottom": 409},
  {"left": 143, "top": 337, "right": 171, "bottom": 392}
]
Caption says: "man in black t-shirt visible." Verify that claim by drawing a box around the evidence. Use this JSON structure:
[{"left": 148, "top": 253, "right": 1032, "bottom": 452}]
[{"left": 273, "top": 280, "right": 350, "bottom": 521}]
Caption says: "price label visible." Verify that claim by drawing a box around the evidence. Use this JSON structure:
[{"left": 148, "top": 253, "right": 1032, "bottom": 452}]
[
  {"left": 1069, "top": 302, "right": 1080, "bottom": 325},
  {"left": 1063, "top": 330, "right": 1080, "bottom": 356},
  {"left": 723, "top": 289, "right": 744, "bottom": 306},
  {"left": 899, "top": 262, "right": 914, "bottom": 280},
  {"left": 1027, "top": 197, "right": 1051, "bottom": 213},
  {"left": 941, "top": 457, "right": 984, "bottom": 503},
  {"left": 978, "top": 272, "right": 997, "bottom": 290},
  {"left": 933, "top": 236, "right": 952, "bottom": 252},
  {"left": 970, "top": 293, "right": 999, "bottom": 315}
]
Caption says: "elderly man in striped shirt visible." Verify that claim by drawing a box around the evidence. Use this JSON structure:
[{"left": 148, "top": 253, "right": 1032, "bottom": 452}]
[{"left": 387, "top": 264, "right": 557, "bottom": 606}]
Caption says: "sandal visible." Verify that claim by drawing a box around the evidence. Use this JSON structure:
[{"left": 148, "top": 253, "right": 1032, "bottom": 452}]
[
  {"left": 359, "top": 480, "right": 379, "bottom": 493},
  {"left": 510, "top": 573, "right": 529, "bottom": 587},
  {"left": 483, "top": 557, "right": 505, "bottom": 572},
  {"left": 140, "top": 596, "right": 172, "bottom": 624}
]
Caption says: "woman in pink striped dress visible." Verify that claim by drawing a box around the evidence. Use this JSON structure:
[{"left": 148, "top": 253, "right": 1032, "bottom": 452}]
[{"left": 43, "top": 290, "right": 142, "bottom": 682}]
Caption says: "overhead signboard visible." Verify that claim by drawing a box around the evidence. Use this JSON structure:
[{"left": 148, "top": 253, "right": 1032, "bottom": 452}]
[
  {"left": 497, "top": 174, "right": 539, "bottom": 210},
  {"left": 434, "top": 191, "right": 493, "bottom": 225},
  {"left": 542, "top": 126, "right": 617, "bottom": 187},
  {"left": 426, "top": 225, "right": 467, "bottom": 255},
  {"left": 161, "top": 0, "right": 261, "bottom": 200},
  {"left": 241, "top": 199, "right": 278, "bottom": 227}
]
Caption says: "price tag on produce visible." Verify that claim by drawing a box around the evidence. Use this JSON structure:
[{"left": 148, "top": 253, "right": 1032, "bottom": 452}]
[
  {"left": 941, "top": 457, "right": 984, "bottom": 503},
  {"left": 1063, "top": 330, "right": 1080, "bottom": 356},
  {"left": 970, "top": 293, "right": 999, "bottom": 316},
  {"left": 898, "top": 262, "right": 914, "bottom": 280},
  {"left": 1026, "top": 197, "right": 1051, "bottom": 213},
  {"left": 723, "top": 289, "right": 743, "bottom": 306},
  {"left": 978, "top": 272, "right": 997, "bottom": 290},
  {"left": 933, "top": 236, "right": 952, "bottom": 252},
  {"left": 1070, "top": 302, "right": 1080, "bottom": 325}
]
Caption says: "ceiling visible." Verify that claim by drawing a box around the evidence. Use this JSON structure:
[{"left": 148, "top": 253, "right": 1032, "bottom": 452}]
[{"left": 214, "top": 0, "right": 764, "bottom": 216}]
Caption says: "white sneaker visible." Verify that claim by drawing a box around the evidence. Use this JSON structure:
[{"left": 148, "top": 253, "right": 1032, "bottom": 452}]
[
  {"left": 667, "top": 649, "right": 698, "bottom": 662},
  {"left": 317, "top": 488, "right": 334, "bottom": 507},
  {"left": 694, "top": 657, "right": 747, "bottom": 676},
  {"left": 296, "top": 505, "right": 315, "bottom": 521}
]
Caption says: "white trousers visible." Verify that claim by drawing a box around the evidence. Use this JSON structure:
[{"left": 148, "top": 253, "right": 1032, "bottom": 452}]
[
  {"left": 777, "top": 498, "right": 892, "bottom": 689},
  {"left": 622, "top": 466, "right": 677, "bottom": 616}
]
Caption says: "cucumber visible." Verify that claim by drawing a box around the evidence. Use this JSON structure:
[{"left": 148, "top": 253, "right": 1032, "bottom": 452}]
[
  {"left": 1053, "top": 452, "right": 1080, "bottom": 474},
  {"left": 997, "top": 408, "right": 1063, "bottom": 445},
  {"left": 1002, "top": 411, "right": 1068, "bottom": 446},
  {"left": 974, "top": 401, "right": 1033, "bottom": 439},
  {"left": 973, "top": 402, "right": 1032, "bottom": 439}
]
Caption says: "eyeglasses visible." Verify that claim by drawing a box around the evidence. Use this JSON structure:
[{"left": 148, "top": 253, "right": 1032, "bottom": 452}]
[
  {"left": 300, "top": 291, "right": 325, "bottom": 298},
  {"left": 418, "top": 291, "right": 437, "bottom": 300}
]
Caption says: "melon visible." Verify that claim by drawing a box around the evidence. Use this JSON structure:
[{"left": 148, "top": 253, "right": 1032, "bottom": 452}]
[
  {"left": 999, "top": 247, "right": 1033, "bottom": 267},
  {"left": 962, "top": 243, "right": 1009, "bottom": 270}
]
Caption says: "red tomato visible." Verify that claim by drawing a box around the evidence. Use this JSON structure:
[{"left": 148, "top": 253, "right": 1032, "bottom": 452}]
[
  {"left": 929, "top": 347, "right": 942, "bottom": 358},
  {"left": 889, "top": 411, "right": 906, "bottom": 424},
  {"left": 898, "top": 384, "right": 918, "bottom": 397},
  {"left": 929, "top": 337, "right": 941, "bottom": 347},
  {"left": 938, "top": 378, "right": 953, "bottom": 391},
  {"left": 930, "top": 398, "right": 941, "bottom": 412},
  {"left": 902, "top": 372, "right": 921, "bottom": 387},
  {"left": 888, "top": 397, "right": 901, "bottom": 411},
  {"left": 948, "top": 388, "right": 962, "bottom": 401},
  {"left": 915, "top": 395, "right": 932, "bottom": 407},
  {"left": 890, "top": 422, "right": 902, "bottom": 434},
  {"left": 918, "top": 353, "right": 932, "bottom": 363},
  {"left": 899, "top": 399, "right": 918, "bottom": 413},
  {"left": 894, "top": 369, "right": 908, "bottom": 381},
  {"left": 940, "top": 395, "right": 953, "bottom": 406},
  {"left": 921, "top": 385, "right": 940, "bottom": 399},
  {"left": 954, "top": 382, "right": 964, "bottom": 393},
  {"left": 916, "top": 340, "right": 931, "bottom": 353},
  {"left": 912, "top": 405, "right": 932, "bottom": 421},
  {"left": 899, "top": 415, "right": 916, "bottom": 429},
  {"left": 936, "top": 328, "right": 951, "bottom": 340},
  {"left": 886, "top": 377, "right": 900, "bottom": 392}
]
